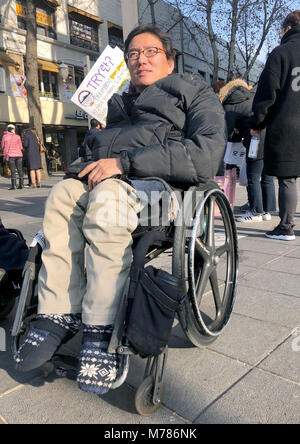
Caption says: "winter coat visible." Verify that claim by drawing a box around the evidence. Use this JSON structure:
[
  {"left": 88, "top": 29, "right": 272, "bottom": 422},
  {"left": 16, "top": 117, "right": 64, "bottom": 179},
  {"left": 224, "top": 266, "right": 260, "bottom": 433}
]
[
  {"left": 91, "top": 73, "right": 227, "bottom": 189},
  {"left": 1, "top": 132, "right": 23, "bottom": 161},
  {"left": 250, "top": 25, "right": 300, "bottom": 177},
  {"left": 23, "top": 130, "right": 42, "bottom": 170}
]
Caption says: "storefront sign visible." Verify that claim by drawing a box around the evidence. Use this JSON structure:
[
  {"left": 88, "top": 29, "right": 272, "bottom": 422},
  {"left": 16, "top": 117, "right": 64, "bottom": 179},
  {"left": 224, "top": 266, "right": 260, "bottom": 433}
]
[{"left": 71, "top": 45, "right": 130, "bottom": 123}]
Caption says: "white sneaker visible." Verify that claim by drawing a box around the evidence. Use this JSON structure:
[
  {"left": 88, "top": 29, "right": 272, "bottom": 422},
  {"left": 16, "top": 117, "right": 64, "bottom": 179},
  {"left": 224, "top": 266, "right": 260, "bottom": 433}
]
[
  {"left": 262, "top": 212, "right": 272, "bottom": 221},
  {"left": 236, "top": 211, "right": 263, "bottom": 223}
]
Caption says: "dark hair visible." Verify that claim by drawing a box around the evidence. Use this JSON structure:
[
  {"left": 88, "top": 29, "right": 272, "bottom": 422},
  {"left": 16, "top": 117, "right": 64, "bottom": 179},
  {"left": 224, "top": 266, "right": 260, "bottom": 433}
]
[
  {"left": 124, "top": 24, "right": 176, "bottom": 61},
  {"left": 90, "top": 119, "right": 102, "bottom": 129},
  {"left": 212, "top": 80, "right": 226, "bottom": 94},
  {"left": 282, "top": 10, "right": 300, "bottom": 30}
]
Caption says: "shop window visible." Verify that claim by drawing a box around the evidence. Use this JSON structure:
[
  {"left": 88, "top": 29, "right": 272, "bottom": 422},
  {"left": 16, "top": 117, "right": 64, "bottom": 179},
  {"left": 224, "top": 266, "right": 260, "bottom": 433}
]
[
  {"left": 68, "top": 9, "right": 100, "bottom": 52},
  {"left": 108, "top": 23, "right": 124, "bottom": 49},
  {"left": 38, "top": 69, "right": 59, "bottom": 99},
  {"left": 16, "top": 0, "right": 57, "bottom": 39}
]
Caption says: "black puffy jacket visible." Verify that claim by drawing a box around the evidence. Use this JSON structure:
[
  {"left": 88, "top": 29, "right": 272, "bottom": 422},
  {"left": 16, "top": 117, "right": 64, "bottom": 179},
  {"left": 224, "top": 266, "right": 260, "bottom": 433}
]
[{"left": 91, "top": 73, "right": 226, "bottom": 189}]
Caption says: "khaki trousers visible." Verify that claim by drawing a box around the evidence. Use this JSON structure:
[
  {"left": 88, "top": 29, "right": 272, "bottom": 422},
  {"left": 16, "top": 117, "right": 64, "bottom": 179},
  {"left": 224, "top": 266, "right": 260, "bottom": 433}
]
[{"left": 38, "top": 178, "right": 145, "bottom": 325}]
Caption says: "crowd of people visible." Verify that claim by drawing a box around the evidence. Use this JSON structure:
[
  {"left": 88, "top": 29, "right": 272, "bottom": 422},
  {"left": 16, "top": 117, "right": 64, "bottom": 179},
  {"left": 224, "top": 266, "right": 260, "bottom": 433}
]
[
  {"left": 0, "top": 9, "right": 299, "bottom": 397},
  {"left": 1, "top": 126, "right": 62, "bottom": 190}
]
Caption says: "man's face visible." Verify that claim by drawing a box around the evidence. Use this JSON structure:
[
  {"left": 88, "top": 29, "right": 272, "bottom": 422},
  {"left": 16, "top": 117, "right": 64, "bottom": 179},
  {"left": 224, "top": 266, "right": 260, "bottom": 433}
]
[{"left": 126, "top": 32, "right": 174, "bottom": 93}]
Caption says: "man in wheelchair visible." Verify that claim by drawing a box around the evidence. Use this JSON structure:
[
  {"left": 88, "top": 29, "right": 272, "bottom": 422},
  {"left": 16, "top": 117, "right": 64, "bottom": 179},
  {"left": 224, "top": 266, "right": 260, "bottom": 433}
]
[{"left": 14, "top": 25, "right": 227, "bottom": 395}]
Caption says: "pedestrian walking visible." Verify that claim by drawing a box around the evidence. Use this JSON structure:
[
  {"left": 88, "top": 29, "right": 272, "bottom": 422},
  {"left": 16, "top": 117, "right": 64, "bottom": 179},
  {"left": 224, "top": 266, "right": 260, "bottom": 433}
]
[
  {"left": 1, "top": 124, "right": 24, "bottom": 190},
  {"left": 250, "top": 10, "right": 300, "bottom": 240},
  {"left": 79, "top": 119, "right": 102, "bottom": 161},
  {"left": 23, "top": 128, "right": 42, "bottom": 188}
]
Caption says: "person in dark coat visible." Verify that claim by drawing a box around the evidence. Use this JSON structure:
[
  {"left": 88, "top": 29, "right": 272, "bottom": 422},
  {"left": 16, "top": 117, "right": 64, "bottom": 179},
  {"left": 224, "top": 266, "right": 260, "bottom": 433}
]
[
  {"left": 0, "top": 217, "right": 28, "bottom": 271},
  {"left": 23, "top": 128, "right": 42, "bottom": 188},
  {"left": 219, "top": 79, "right": 276, "bottom": 222},
  {"left": 14, "top": 25, "right": 227, "bottom": 391},
  {"left": 250, "top": 10, "right": 300, "bottom": 240},
  {"left": 79, "top": 119, "right": 102, "bottom": 161}
]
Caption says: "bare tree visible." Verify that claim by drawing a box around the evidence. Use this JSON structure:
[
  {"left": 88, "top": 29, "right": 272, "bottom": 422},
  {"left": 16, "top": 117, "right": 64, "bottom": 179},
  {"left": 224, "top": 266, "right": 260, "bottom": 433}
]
[
  {"left": 169, "top": 0, "right": 294, "bottom": 82},
  {"left": 145, "top": 0, "right": 160, "bottom": 25},
  {"left": 24, "top": 0, "right": 48, "bottom": 176}
]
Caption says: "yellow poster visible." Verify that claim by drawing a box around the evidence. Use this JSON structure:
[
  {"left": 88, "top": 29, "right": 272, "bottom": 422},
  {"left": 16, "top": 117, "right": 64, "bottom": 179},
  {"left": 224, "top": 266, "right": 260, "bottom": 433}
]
[{"left": 16, "top": 4, "right": 53, "bottom": 27}]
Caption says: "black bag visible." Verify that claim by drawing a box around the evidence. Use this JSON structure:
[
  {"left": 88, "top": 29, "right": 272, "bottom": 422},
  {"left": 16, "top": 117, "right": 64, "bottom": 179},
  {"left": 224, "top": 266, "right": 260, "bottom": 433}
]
[{"left": 126, "top": 264, "right": 186, "bottom": 358}]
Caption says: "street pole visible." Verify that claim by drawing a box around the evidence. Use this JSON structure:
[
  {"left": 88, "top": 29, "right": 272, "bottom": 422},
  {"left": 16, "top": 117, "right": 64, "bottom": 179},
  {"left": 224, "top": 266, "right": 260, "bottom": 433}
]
[{"left": 121, "top": 0, "right": 139, "bottom": 40}]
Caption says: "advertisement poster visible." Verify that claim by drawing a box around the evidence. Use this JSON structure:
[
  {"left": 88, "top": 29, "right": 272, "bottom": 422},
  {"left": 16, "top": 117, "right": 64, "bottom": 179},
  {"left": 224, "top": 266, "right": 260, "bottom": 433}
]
[
  {"left": 10, "top": 74, "right": 27, "bottom": 98},
  {"left": 71, "top": 45, "right": 130, "bottom": 123}
]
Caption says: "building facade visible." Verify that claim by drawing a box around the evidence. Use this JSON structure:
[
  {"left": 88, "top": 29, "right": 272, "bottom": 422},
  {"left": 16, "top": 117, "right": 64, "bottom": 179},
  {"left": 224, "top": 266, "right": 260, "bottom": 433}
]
[
  {"left": 0, "top": 0, "right": 124, "bottom": 168},
  {"left": 0, "top": 0, "right": 264, "bottom": 171}
]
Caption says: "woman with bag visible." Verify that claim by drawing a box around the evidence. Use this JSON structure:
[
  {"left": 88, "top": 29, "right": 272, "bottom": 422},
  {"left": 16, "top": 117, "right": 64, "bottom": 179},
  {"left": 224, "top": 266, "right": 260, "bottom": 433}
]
[
  {"left": 218, "top": 79, "right": 276, "bottom": 223},
  {"left": 1, "top": 124, "right": 24, "bottom": 190},
  {"left": 23, "top": 127, "right": 42, "bottom": 188}
]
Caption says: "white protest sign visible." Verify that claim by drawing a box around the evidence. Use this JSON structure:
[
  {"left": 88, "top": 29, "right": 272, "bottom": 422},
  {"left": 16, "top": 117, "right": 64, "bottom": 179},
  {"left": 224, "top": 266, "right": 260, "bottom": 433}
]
[{"left": 71, "top": 45, "right": 130, "bottom": 124}]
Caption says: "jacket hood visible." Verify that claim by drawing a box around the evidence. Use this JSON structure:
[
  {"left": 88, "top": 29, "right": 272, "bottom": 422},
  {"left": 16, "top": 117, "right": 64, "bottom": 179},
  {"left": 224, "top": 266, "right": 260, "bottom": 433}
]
[
  {"left": 218, "top": 78, "right": 250, "bottom": 104},
  {"left": 281, "top": 24, "right": 300, "bottom": 45}
]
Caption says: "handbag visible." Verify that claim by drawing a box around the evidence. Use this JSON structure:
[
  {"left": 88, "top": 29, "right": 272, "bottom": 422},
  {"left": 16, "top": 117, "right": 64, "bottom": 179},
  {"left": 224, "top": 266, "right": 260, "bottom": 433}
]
[
  {"left": 126, "top": 263, "right": 186, "bottom": 358},
  {"left": 224, "top": 142, "right": 246, "bottom": 167}
]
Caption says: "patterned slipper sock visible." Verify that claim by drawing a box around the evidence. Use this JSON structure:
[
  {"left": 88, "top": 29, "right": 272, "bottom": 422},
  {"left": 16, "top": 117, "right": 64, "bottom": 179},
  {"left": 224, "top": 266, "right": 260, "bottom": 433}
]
[
  {"left": 14, "top": 314, "right": 82, "bottom": 372},
  {"left": 77, "top": 324, "right": 119, "bottom": 395}
]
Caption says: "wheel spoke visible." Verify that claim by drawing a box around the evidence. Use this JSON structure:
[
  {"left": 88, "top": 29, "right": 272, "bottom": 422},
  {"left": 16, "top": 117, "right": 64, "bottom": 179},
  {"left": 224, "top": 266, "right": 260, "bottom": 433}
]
[
  {"left": 195, "top": 262, "right": 211, "bottom": 304},
  {"left": 216, "top": 241, "right": 230, "bottom": 257},
  {"left": 209, "top": 269, "right": 223, "bottom": 315}
]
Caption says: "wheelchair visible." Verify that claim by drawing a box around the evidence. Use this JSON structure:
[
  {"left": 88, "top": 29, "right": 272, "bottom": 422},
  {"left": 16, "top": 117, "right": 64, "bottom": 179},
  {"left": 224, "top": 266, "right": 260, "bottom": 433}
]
[
  {"left": 0, "top": 229, "right": 28, "bottom": 321},
  {"left": 10, "top": 180, "right": 238, "bottom": 416}
]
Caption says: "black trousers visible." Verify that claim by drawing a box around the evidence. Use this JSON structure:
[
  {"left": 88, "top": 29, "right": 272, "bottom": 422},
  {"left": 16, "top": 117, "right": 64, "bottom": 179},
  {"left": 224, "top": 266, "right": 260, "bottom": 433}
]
[
  {"left": 8, "top": 157, "right": 23, "bottom": 181},
  {"left": 277, "top": 177, "right": 298, "bottom": 229}
]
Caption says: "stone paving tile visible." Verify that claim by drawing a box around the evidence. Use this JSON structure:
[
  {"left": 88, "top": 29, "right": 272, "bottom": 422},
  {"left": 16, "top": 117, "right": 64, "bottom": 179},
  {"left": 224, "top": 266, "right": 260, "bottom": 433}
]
[
  {"left": 233, "top": 284, "right": 300, "bottom": 329},
  {"left": 126, "top": 344, "right": 251, "bottom": 422},
  {"left": 0, "top": 376, "right": 188, "bottom": 425},
  {"left": 207, "top": 313, "right": 290, "bottom": 366},
  {"left": 258, "top": 337, "right": 300, "bottom": 384},
  {"left": 194, "top": 368, "right": 300, "bottom": 424},
  {"left": 240, "top": 269, "right": 300, "bottom": 298}
]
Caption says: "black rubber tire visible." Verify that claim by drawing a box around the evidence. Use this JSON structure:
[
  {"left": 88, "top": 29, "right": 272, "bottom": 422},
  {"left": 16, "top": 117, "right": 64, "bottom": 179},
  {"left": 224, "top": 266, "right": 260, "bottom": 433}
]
[
  {"left": 173, "top": 184, "right": 238, "bottom": 347},
  {"left": 135, "top": 376, "right": 165, "bottom": 416}
]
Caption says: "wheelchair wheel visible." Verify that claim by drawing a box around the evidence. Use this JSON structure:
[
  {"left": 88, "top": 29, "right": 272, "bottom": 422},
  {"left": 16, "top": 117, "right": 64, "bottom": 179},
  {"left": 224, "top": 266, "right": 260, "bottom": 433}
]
[
  {"left": 135, "top": 376, "right": 165, "bottom": 416},
  {"left": 173, "top": 184, "right": 238, "bottom": 346}
]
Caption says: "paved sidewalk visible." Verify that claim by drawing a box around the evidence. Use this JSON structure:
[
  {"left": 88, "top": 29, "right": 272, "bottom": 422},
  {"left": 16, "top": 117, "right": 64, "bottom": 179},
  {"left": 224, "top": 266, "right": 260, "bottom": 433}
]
[{"left": 0, "top": 173, "right": 300, "bottom": 424}]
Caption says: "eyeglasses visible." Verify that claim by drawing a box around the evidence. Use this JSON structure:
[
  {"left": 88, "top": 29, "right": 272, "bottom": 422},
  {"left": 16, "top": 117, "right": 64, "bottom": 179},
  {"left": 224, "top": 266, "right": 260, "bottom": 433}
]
[{"left": 125, "top": 47, "right": 166, "bottom": 61}]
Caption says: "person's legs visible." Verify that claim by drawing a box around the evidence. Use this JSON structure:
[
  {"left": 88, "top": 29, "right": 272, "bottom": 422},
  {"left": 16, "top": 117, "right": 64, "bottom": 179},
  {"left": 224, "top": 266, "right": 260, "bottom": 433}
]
[
  {"left": 29, "top": 170, "right": 36, "bottom": 187},
  {"left": 246, "top": 159, "right": 264, "bottom": 214},
  {"left": 16, "top": 157, "right": 24, "bottom": 189},
  {"left": 77, "top": 178, "right": 146, "bottom": 394},
  {"left": 278, "top": 177, "right": 297, "bottom": 229},
  {"left": 8, "top": 157, "right": 17, "bottom": 190},
  {"left": 36, "top": 169, "right": 42, "bottom": 187},
  {"left": 265, "top": 177, "right": 297, "bottom": 240},
  {"left": 261, "top": 170, "right": 276, "bottom": 213},
  {"left": 236, "top": 159, "right": 263, "bottom": 222},
  {"left": 14, "top": 179, "right": 89, "bottom": 371}
]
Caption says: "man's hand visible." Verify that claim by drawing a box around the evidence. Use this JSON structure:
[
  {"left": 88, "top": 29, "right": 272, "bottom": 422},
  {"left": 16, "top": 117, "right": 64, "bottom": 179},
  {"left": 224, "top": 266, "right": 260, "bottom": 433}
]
[
  {"left": 78, "top": 158, "right": 124, "bottom": 191},
  {"left": 250, "top": 129, "right": 261, "bottom": 137}
]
